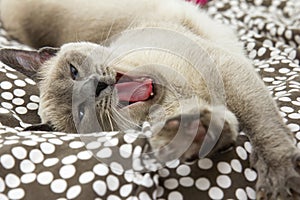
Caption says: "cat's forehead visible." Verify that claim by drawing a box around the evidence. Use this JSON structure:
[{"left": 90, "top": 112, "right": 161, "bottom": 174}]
[{"left": 59, "top": 42, "right": 110, "bottom": 62}]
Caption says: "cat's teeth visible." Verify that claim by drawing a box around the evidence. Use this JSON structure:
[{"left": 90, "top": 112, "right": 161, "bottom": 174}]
[{"left": 150, "top": 92, "right": 154, "bottom": 96}]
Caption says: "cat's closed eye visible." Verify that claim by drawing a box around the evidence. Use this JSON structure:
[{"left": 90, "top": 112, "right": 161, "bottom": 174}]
[{"left": 70, "top": 64, "right": 79, "bottom": 80}]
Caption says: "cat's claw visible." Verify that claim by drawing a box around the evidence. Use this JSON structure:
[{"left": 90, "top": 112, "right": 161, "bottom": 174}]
[{"left": 254, "top": 152, "right": 300, "bottom": 200}]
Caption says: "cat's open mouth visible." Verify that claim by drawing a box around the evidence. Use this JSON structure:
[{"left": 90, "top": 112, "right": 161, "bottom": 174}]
[{"left": 115, "top": 72, "right": 155, "bottom": 107}]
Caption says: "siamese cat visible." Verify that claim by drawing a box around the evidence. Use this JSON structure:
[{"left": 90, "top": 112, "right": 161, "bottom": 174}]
[{"left": 1, "top": 0, "right": 300, "bottom": 199}]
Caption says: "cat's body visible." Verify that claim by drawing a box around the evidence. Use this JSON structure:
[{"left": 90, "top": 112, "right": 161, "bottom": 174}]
[{"left": 1, "top": 0, "right": 300, "bottom": 199}]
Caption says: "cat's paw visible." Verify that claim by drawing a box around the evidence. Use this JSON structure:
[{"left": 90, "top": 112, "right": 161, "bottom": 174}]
[
  {"left": 252, "top": 150, "right": 300, "bottom": 200},
  {"left": 149, "top": 107, "right": 238, "bottom": 163}
]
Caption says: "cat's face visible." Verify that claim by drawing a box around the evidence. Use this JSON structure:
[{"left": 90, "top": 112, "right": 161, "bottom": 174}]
[{"left": 38, "top": 43, "right": 161, "bottom": 133}]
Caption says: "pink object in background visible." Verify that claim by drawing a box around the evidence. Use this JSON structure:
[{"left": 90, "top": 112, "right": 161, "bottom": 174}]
[{"left": 186, "top": 0, "right": 208, "bottom": 6}]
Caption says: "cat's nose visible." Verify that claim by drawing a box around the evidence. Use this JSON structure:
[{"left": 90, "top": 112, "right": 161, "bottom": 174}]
[{"left": 95, "top": 82, "right": 108, "bottom": 97}]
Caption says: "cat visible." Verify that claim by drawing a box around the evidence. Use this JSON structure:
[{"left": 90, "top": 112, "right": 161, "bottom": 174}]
[{"left": 1, "top": 0, "right": 300, "bottom": 199}]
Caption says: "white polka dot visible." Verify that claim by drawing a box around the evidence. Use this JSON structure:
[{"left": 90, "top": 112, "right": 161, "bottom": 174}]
[
  {"left": 1, "top": 102, "right": 13, "bottom": 110},
  {"left": 176, "top": 164, "right": 191, "bottom": 176},
  {"left": 281, "top": 106, "right": 294, "bottom": 113},
  {"left": 96, "top": 148, "right": 112, "bottom": 158},
  {"left": 50, "top": 179, "right": 67, "bottom": 193},
  {"left": 29, "top": 149, "right": 44, "bottom": 164},
  {"left": 217, "top": 162, "right": 232, "bottom": 174},
  {"left": 69, "top": 141, "right": 84, "bottom": 149},
  {"left": 279, "top": 97, "right": 291, "bottom": 102},
  {"left": 244, "top": 142, "right": 252, "bottom": 154},
  {"left": 279, "top": 68, "right": 290, "bottom": 74},
  {"left": 61, "top": 155, "right": 77, "bottom": 165},
  {"left": 249, "top": 50, "right": 257, "bottom": 59},
  {"left": 288, "top": 124, "right": 300, "bottom": 132},
  {"left": 13, "top": 89, "right": 26, "bottom": 97},
  {"left": 5, "top": 174, "right": 20, "bottom": 188},
  {"left": 66, "top": 185, "right": 82, "bottom": 199},
  {"left": 15, "top": 107, "right": 28, "bottom": 115},
  {"left": 257, "top": 47, "right": 266, "bottom": 56},
  {"left": 168, "top": 191, "right": 183, "bottom": 200},
  {"left": 246, "top": 187, "right": 256, "bottom": 199},
  {"left": 295, "top": 35, "right": 300, "bottom": 45},
  {"left": 263, "top": 77, "right": 274, "bottom": 82},
  {"left": 155, "top": 186, "right": 164, "bottom": 198},
  {"left": 104, "top": 138, "right": 119, "bottom": 147},
  {"left": 179, "top": 177, "right": 194, "bottom": 187},
  {"left": 48, "top": 138, "right": 63, "bottom": 145},
  {"left": 6, "top": 73, "right": 18, "bottom": 79},
  {"left": 79, "top": 171, "right": 95, "bottom": 184},
  {"left": 25, "top": 78, "right": 36, "bottom": 85},
  {"left": 217, "top": 175, "right": 231, "bottom": 189},
  {"left": 236, "top": 188, "right": 248, "bottom": 200},
  {"left": 110, "top": 162, "right": 124, "bottom": 176},
  {"left": 93, "top": 163, "right": 109, "bottom": 176},
  {"left": 244, "top": 168, "right": 257, "bottom": 182},
  {"left": 285, "top": 30, "right": 292, "bottom": 39},
  {"left": 21, "top": 173, "right": 36, "bottom": 184},
  {"left": 86, "top": 141, "right": 101, "bottom": 149},
  {"left": 37, "top": 171, "right": 54, "bottom": 185},
  {"left": 12, "top": 98, "right": 24, "bottom": 106},
  {"left": 195, "top": 178, "right": 210, "bottom": 191},
  {"left": 247, "top": 42, "right": 255, "bottom": 51},
  {"left": 0, "top": 194, "right": 8, "bottom": 200},
  {"left": 119, "top": 144, "right": 132, "bottom": 158},
  {"left": 1, "top": 154, "right": 15, "bottom": 169},
  {"left": 165, "top": 159, "right": 180, "bottom": 168},
  {"left": 158, "top": 168, "right": 170, "bottom": 178},
  {"left": 106, "top": 175, "right": 120, "bottom": 191},
  {"left": 231, "top": 159, "right": 242, "bottom": 173},
  {"left": 236, "top": 146, "right": 248, "bottom": 160},
  {"left": 124, "top": 133, "right": 138, "bottom": 143},
  {"left": 7, "top": 188, "right": 25, "bottom": 200},
  {"left": 77, "top": 150, "right": 92, "bottom": 160},
  {"left": 43, "top": 158, "right": 59, "bottom": 167},
  {"left": 1, "top": 81, "right": 13, "bottom": 90},
  {"left": 11, "top": 147, "right": 26, "bottom": 160},
  {"left": 288, "top": 113, "right": 300, "bottom": 120},
  {"left": 93, "top": 180, "right": 107, "bottom": 196},
  {"left": 120, "top": 184, "right": 133, "bottom": 197},
  {"left": 292, "top": 101, "right": 300, "bottom": 106},
  {"left": 208, "top": 187, "right": 224, "bottom": 199},
  {"left": 27, "top": 103, "right": 39, "bottom": 110},
  {"left": 107, "top": 195, "right": 122, "bottom": 200},
  {"left": 0, "top": 108, "right": 9, "bottom": 114},
  {"left": 138, "top": 192, "right": 151, "bottom": 200},
  {"left": 59, "top": 165, "right": 76, "bottom": 179},
  {"left": 288, "top": 50, "right": 297, "bottom": 60},
  {"left": 164, "top": 178, "right": 179, "bottom": 190},
  {"left": 132, "top": 146, "right": 142, "bottom": 158},
  {"left": 20, "top": 160, "right": 35, "bottom": 173},
  {"left": 40, "top": 142, "right": 55, "bottom": 154},
  {"left": 198, "top": 158, "right": 213, "bottom": 170},
  {"left": 30, "top": 95, "right": 39, "bottom": 102},
  {"left": 264, "top": 67, "right": 275, "bottom": 72},
  {"left": 1, "top": 92, "right": 13, "bottom": 100},
  {"left": 0, "top": 177, "right": 5, "bottom": 192},
  {"left": 14, "top": 80, "right": 26, "bottom": 87}
]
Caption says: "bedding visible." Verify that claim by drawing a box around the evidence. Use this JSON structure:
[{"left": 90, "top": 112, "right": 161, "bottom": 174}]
[{"left": 0, "top": 0, "right": 300, "bottom": 199}]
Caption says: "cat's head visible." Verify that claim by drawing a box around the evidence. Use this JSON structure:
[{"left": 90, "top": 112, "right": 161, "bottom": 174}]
[{"left": 0, "top": 42, "right": 169, "bottom": 132}]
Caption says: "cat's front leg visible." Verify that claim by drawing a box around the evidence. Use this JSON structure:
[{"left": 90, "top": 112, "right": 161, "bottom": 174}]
[{"left": 222, "top": 56, "right": 300, "bottom": 199}]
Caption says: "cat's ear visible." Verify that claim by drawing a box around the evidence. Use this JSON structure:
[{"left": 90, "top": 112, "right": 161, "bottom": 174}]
[{"left": 0, "top": 47, "right": 59, "bottom": 78}]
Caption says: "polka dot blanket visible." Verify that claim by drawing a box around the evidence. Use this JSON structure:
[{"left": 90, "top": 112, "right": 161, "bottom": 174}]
[{"left": 0, "top": 0, "right": 300, "bottom": 199}]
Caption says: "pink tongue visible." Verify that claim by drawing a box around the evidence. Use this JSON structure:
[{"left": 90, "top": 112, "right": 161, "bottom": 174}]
[{"left": 115, "top": 79, "right": 153, "bottom": 102}]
